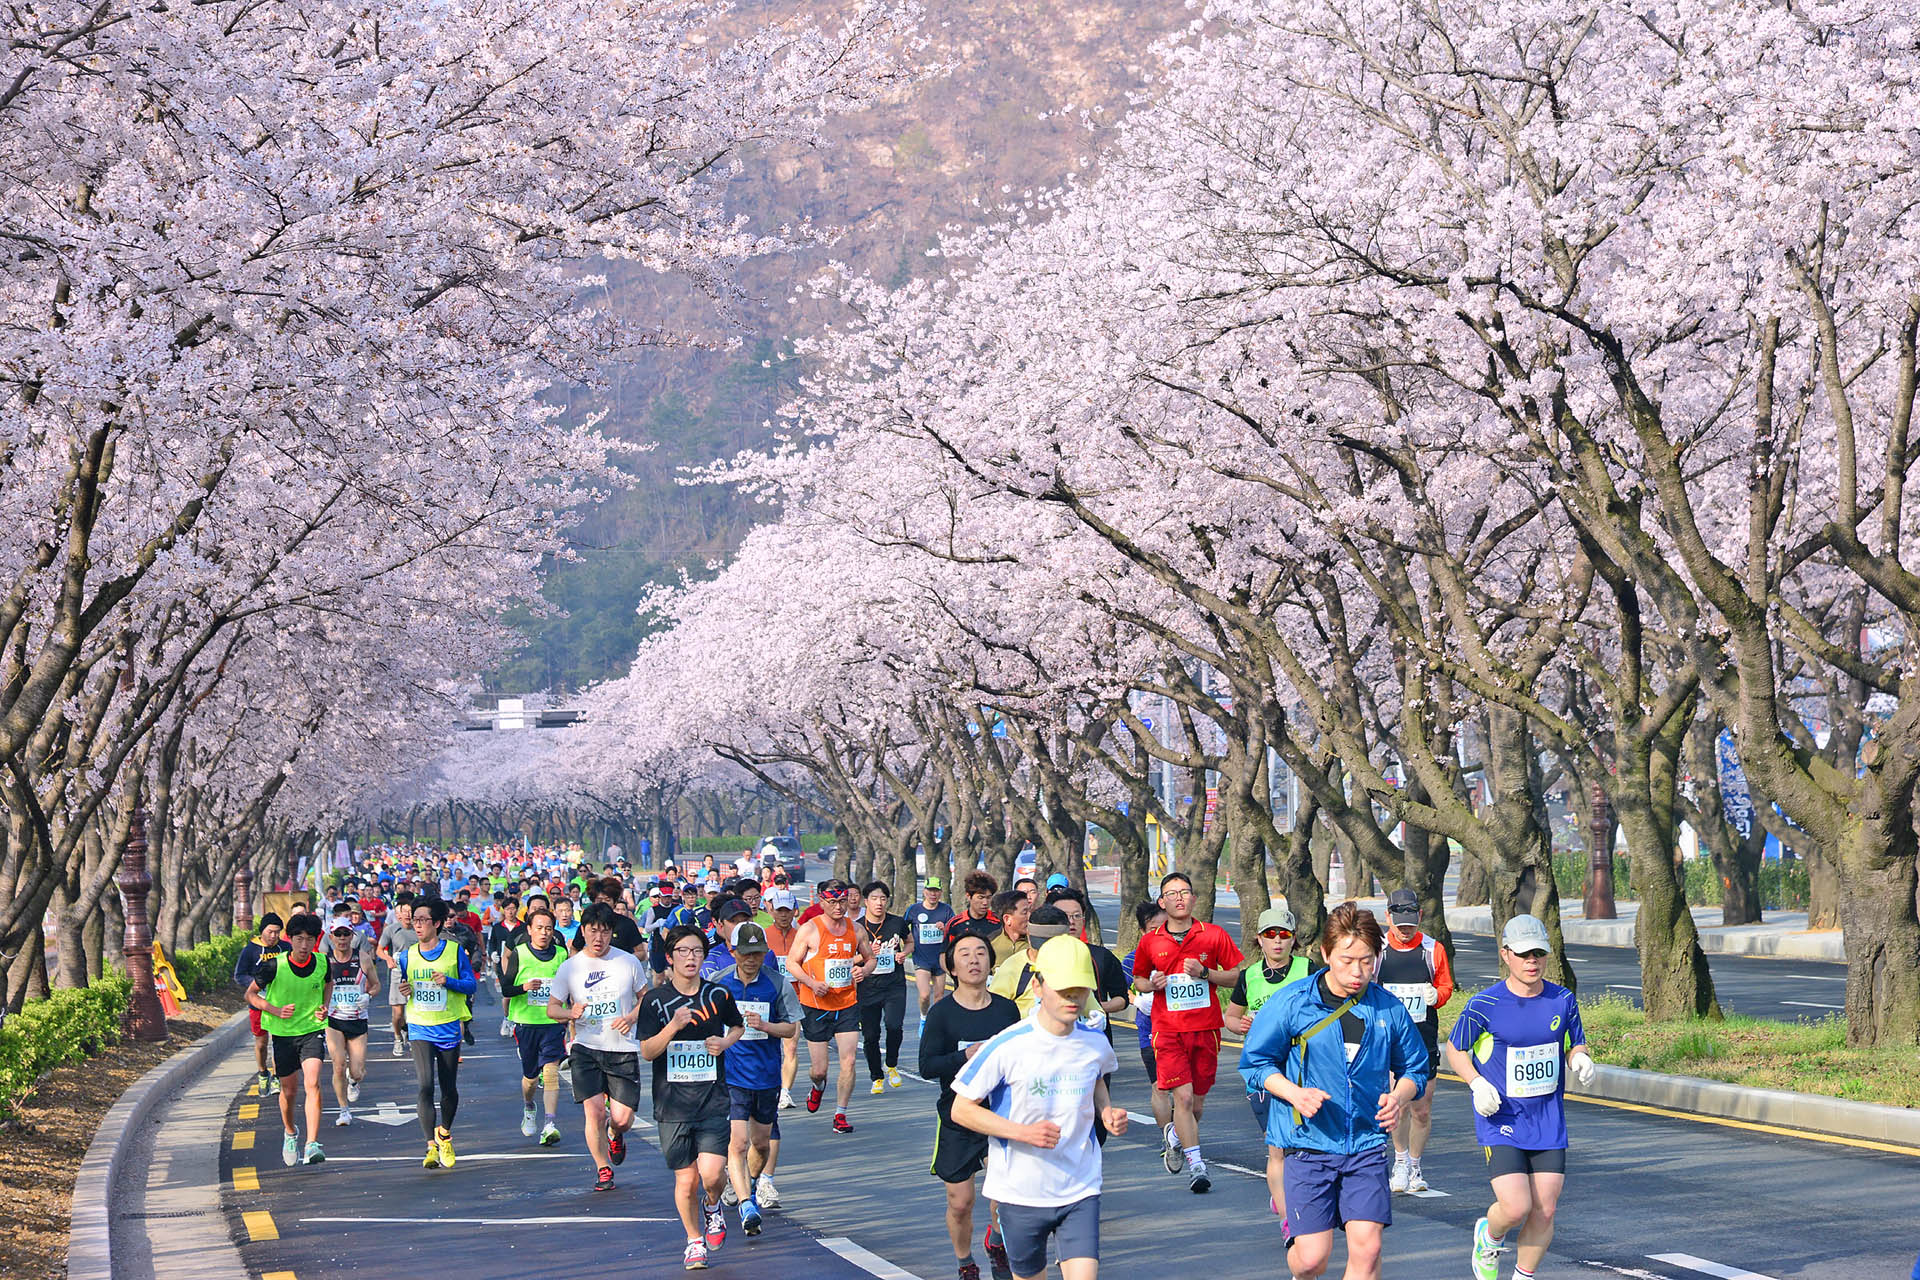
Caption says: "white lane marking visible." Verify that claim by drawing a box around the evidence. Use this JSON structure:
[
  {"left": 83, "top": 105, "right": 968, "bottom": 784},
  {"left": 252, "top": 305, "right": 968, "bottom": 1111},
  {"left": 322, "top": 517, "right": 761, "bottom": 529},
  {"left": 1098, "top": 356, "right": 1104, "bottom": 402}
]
[
  {"left": 818, "top": 1236, "right": 929, "bottom": 1280},
  {"left": 1211, "top": 1159, "right": 1267, "bottom": 1178},
  {"left": 1406, "top": 1186, "right": 1452, "bottom": 1198},
  {"left": 1783, "top": 973, "right": 1845, "bottom": 981},
  {"left": 316, "top": 1152, "right": 576, "bottom": 1162},
  {"left": 1580, "top": 1263, "right": 1673, "bottom": 1278},
  {"left": 1124, "top": 1110, "right": 1158, "bottom": 1127},
  {"left": 1606, "top": 983, "right": 1642, "bottom": 991},
  {"left": 301, "top": 1215, "right": 674, "bottom": 1225},
  {"left": 1780, "top": 1001, "right": 1842, "bottom": 1010},
  {"left": 1649, "top": 1253, "right": 1781, "bottom": 1280}
]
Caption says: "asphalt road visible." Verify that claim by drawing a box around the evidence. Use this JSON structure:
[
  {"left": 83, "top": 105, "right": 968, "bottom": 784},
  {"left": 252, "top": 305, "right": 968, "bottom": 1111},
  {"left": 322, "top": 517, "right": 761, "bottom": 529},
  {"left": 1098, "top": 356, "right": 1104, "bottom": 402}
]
[
  {"left": 219, "top": 977, "right": 1916, "bottom": 1280},
  {"left": 1087, "top": 893, "right": 1851, "bottom": 1024}
]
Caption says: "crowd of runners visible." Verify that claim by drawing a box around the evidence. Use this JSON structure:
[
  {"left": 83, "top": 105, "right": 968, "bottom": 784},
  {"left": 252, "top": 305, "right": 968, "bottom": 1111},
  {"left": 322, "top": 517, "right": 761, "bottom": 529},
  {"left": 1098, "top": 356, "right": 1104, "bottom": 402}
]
[{"left": 237, "top": 843, "right": 1594, "bottom": 1278}]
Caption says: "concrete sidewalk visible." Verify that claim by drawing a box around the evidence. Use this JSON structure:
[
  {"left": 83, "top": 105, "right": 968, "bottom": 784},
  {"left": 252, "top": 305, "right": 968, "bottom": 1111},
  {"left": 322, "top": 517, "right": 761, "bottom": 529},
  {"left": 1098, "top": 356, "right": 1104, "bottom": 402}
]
[{"left": 1439, "top": 897, "right": 1844, "bottom": 961}]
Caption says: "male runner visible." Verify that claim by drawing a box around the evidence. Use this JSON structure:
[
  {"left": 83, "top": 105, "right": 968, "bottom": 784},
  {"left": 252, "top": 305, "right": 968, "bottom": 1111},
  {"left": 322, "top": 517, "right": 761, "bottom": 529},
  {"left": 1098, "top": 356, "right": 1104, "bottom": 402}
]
[
  {"left": 787, "top": 877, "right": 874, "bottom": 1131},
  {"left": 987, "top": 905, "right": 1073, "bottom": 1016},
  {"left": 1448, "top": 914, "right": 1593, "bottom": 1280},
  {"left": 1377, "top": 888, "right": 1453, "bottom": 1193},
  {"left": 322, "top": 911, "right": 378, "bottom": 1126},
  {"left": 904, "top": 876, "right": 955, "bottom": 1032},
  {"left": 944, "top": 872, "right": 1001, "bottom": 956},
  {"left": 1120, "top": 900, "right": 1173, "bottom": 1146},
  {"left": 987, "top": 889, "right": 1031, "bottom": 967},
  {"left": 503, "top": 904, "right": 566, "bottom": 1145},
  {"left": 855, "top": 880, "right": 912, "bottom": 1093},
  {"left": 246, "top": 911, "right": 330, "bottom": 1166},
  {"left": 1238, "top": 901, "right": 1427, "bottom": 1278},
  {"left": 547, "top": 901, "right": 652, "bottom": 1190},
  {"left": 638, "top": 925, "right": 745, "bottom": 1270},
  {"left": 233, "top": 912, "right": 287, "bottom": 1093},
  {"left": 921, "top": 931, "right": 1020, "bottom": 1280},
  {"left": 951, "top": 937, "right": 1128, "bottom": 1280},
  {"left": 710, "top": 922, "right": 799, "bottom": 1237},
  {"left": 1222, "top": 905, "right": 1313, "bottom": 1215},
  {"left": 1132, "top": 870, "right": 1243, "bottom": 1192},
  {"left": 398, "top": 898, "right": 477, "bottom": 1170}
]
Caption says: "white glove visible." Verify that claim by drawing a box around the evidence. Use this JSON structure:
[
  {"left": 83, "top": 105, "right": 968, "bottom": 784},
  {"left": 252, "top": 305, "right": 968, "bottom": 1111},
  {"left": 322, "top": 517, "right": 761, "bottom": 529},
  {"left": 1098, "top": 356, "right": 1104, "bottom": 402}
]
[
  {"left": 1079, "top": 1007, "right": 1108, "bottom": 1032},
  {"left": 1568, "top": 1050, "right": 1595, "bottom": 1088},
  {"left": 1471, "top": 1076, "right": 1502, "bottom": 1117},
  {"left": 1131, "top": 990, "right": 1153, "bottom": 1014},
  {"left": 1420, "top": 983, "right": 1438, "bottom": 1007}
]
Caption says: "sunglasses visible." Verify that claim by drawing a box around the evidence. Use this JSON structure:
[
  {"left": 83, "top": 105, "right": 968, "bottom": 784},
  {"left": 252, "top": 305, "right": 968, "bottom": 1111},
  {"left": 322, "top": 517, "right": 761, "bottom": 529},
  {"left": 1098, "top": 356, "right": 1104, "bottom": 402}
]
[
  {"left": 1510, "top": 949, "right": 1549, "bottom": 960},
  {"left": 1259, "top": 928, "right": 1293, "bottom": 940}
]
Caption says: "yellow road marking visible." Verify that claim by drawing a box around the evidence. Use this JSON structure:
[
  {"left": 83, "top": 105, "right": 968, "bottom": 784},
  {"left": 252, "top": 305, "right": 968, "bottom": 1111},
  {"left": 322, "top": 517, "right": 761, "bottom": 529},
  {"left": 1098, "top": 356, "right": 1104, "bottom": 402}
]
[
  {"left": 247, "top": 1084, "right": 261, "bottom": 1097},
  {"left": 232, "top": 1130, "right": 255, "bottom": 1150},
  {"left": 238, "top": 1103, "right": 260, "bottom": 1120},
  {"left": 232, "top": 1166, "right": 259, "bottom": 1192},
  {"left": 263, "top": 1273, "right": 299, "bottom": 1280},
  {"left": 242, "top": 1210, "right": 278, "bottom": 1241},
  {"left": 1117, "top": 1022, "right": 1918, "bottom": 1157}
]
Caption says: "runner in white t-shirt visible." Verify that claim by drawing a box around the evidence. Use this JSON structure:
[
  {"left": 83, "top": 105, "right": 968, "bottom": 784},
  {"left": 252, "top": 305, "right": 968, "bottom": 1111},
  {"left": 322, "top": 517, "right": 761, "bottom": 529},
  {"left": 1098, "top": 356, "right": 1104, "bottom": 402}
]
[
  {"left": 951, "top": 937, "right": 1128, "bottom": 1280},
  {"left": 547, "top": 901, "right": 652, "bottom": 1193}
]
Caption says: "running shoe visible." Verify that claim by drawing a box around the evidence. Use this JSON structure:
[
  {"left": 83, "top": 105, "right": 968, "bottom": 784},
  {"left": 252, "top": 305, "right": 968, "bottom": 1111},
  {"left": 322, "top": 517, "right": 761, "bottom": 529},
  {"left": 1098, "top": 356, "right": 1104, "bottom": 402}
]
[
  {"left": 1470, "top": 1217, "right": 1503, "bottom": 1280},
  {"left": 778, "top": 1088, "right": 794, "bottom": 1110},
  {"left": 303, "top": 1141, "right": 325, "bottom": 1165},
  {"left": 539, "top": 1121, "right": 561, "bottom": 1146},
  {"left": 721, "top": 1181, "right": 739, "bottom": 1206},
  {"left": 703, "top": 1202, "right": 727, "bottom": 1251},
  {"left": 609, "top": 1132, "right": 627, "bottom": 1165},
  {"left": 1406, "top": 1161, "right": 1429, "bottom": 1193},
  {"left": 984, "top": 1225, "right": 1011, "bottom": 1280},
  {"left": 957, "top": 1262, "right": 981, "bottom": 1280},
  {"left": 256, "top": 1071, "right": 272, "bottom": 1095},
  {"left": 391, "top": 1038, "right": 406, "bottom": 1058},
  {"left": 887, "top": 1067, "right": 903, "bottom": 1089},
  {"left": 682, "top": 1240, "right": 708, "bottom": 1270},
  {"left": 806, "top": 1082, "right": 824, "bottom": 1113},
  {"left": 521, "top": 1106, "right": 537, "bottom": 1138},
  {"left": 281, "top": 1133, "right": 298, "bottom": 1166},
  {"left": 756, "top": 1173, "right": 780, "bottom": 1208},
  {"left": 1390, "top": 1156, "right": 1411, "bottom": 1193},
  {"left": 918, "top": 1014, "right": 927, "bottom": 1037},
  {"left": 1161, "top": 1124, "right": 1182, "bottom": 1175},
  {"left": 741, "top": 1198, "right": 763, "bottom": 1236},
  {"left": 593, "top": 1165, "right": 615, "bottom": 1193},
  {"left": 436, "top": 1128, "right": 457, "bottom": 1168},
  {"left": 832, "top": 1113, "right": 853, "bottom": 1134},
  {"left": 347, "top": 1078, "right": 361, "bottom": 1104},
  {"left": 462, "top": 1023, "right": 475, "bottom": 1046},
  {"left": 870, "top": 1079, "right": 885, "bottom": 1096},
  {"left": 1188, "top": 1161, "right": 1211, "bottom": 1194},
  {"left": 500, "top": 1017, "right": 512, "bottom": 1037},
  {"left": 423, "top": 1142, "right": 441, "bottom": 1169},
  {"left": 335, "top": 1108, "right": 353, "bottom": 1127},
  {"left": 267, "top": 1075, "right": 281, "bottom": 1095}
]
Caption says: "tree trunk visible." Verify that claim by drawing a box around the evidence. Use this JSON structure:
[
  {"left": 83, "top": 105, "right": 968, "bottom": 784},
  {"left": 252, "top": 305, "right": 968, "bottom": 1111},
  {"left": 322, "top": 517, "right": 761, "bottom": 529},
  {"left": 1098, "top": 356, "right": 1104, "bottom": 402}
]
[
  {"left": 1615, "top": 796, "right": 1719, "bottom": 1018},
  {"left": 1807, "top": 849, "right": 1842, "bottom": 930},
  {"left": 1833, "top": 802, "right": 1920, "bottom": 1046}
]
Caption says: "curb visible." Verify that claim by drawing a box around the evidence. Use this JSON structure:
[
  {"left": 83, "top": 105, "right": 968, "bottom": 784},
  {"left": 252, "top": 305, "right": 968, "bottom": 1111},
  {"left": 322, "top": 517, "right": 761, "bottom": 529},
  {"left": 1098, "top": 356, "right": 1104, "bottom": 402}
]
[
  {"left": 1574, "top": 1061, "right": 1920, "bottom": 1148},
  {"left": 1443, "top": 905, "right": 1846, "bottom": 961},
  {"left": 68, "top": 1009, "right": 250, "bottom": 1280}
]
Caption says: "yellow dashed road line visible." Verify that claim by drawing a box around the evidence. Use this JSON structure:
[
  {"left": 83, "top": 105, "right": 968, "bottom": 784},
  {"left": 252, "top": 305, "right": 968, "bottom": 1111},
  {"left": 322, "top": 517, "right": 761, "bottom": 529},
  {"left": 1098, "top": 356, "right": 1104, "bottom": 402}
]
[
  {"left": 232, "top": 1130, "right": 255, "bottom": 1150},
  {"left": 242, "top": 1210, "right": 278, "bottom": 1241},
  {"left": 263, "top": 1273, "right": 299, "bottom": 1280},
  {"left": 239, "top": 1103, "right": 260, "bottom": 1120},
  {"left": 232, "top": 1166, "right": 259, "bottom": 1192}
]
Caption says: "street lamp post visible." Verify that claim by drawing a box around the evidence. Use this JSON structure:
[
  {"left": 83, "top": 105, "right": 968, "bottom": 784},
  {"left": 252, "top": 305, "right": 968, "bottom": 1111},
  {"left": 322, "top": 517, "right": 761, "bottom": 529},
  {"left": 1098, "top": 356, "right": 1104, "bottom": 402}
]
[
  {"left": 234, "top": 864, "right": 254, "bottom": 934},
  {"left": 118, "top": 806, "right": 169, "bottom": 1042},
  {"left": 1585, "top": 783, "right": 1617, "bottom": 920}
]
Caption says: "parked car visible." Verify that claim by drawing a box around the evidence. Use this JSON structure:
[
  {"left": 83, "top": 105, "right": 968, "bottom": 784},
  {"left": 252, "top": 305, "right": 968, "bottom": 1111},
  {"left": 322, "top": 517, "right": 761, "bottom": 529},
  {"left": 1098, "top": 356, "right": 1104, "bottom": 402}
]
[{"left": 755, "top": 834, "right": 808, "bottom": 882}]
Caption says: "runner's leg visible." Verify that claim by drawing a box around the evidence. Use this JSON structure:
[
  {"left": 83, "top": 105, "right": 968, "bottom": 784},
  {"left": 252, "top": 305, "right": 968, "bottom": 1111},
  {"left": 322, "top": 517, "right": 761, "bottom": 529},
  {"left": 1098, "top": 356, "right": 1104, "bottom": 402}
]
[
  {"left": 434, "top": 1043, "right": 460, "bottom": 1130},
  {"left": 300, "top": 1056, "right": 324, "bottom": 1142},
  {"left": 945, "top": 1175, "right": 976, "bottom": 1262},
  {"left": 883, "top": 986, "right": 906, "bottom": 1070},
  {"left": 582, "top": 1093, "right": 611, "bottom": 1168},
  {"left": 833, "top": 1027, "right": 859, "bottom": 1111},
  {"left": 1486, "top": 1171, "right": 1535, "bottom": 1243},
  {"left": 328, "top": 1028, "right": 351, "bottom": 1111},
  {"left": 1514, "top": 1170, "right": 1564, "bottom": 1273},
  {"left": 861, "top": 999, "right": 884, "bottom": 1083},
  {"left": 1341, "top": 1221, "right": 1385, "bottom": 1280},
  {"left": 411, "top": 1038, "right": 438, "bottom": 1138}
]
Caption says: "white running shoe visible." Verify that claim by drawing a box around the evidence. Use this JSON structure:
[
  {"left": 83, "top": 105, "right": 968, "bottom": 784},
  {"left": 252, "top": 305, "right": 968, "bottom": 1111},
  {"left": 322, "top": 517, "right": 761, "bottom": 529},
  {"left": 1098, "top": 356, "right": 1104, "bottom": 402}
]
[
  {"left": 335, "top": 1108, "right": 353, "bottom": 1127},
  {"left": 1390, "top": 1157, "right": 1411, "bottom": 1193},
  {"left": 777, "top": 1089, "right": 794, "bottom": 1110},
  {"left": 721, "top": 1181, "right": 739, "bottom": 1206},
  {"left": 347, "top": 1078, "right": 361, "bottom": 1104},
  {"left": 499, "top": 1017, "right": 512, "bottom": 1037},
  {"left": 1161, "top": 1124, "right": 1182, "bottom": 1175},
  {"left": 521, "top": 1107, "right": 537, "bottom": 1138},
  {"left": 756, "top": 1173, "right": 780, "bottom": 1208},
  {"left": 391, "top": 1037, "right": 405, "bottom": 1058},
  {"left": 1406, "top": 1161, "right": 1429, "bottom": 1193}
]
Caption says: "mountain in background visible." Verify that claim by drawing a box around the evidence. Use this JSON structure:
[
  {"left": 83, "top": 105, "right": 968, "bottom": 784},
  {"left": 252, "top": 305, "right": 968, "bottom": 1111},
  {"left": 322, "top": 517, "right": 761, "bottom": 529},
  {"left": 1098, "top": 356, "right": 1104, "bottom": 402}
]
[{"left": 485, "top": 2, "right": 1188, "bottom": 695}]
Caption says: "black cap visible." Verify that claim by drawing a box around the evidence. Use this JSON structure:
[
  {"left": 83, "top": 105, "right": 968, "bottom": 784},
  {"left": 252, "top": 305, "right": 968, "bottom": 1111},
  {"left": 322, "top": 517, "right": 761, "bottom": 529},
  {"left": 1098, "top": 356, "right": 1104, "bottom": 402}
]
[
  {"left": 1386, "top": 888, "right": 1421, "bottom": 923},
  {"left": 715, "top": 897, "right": 752, "bottom": 921}
]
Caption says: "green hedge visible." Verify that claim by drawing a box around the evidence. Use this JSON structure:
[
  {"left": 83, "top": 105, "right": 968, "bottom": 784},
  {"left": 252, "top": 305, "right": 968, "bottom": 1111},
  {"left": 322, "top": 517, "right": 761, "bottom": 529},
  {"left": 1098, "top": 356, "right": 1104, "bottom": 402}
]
[
  {"left": 171, "top": 928, "right": 253, "bottom": 996},
  {"left": 0, "top": 973, "right": 130, "bottom": 1116},
  {"left": 1550, "top": 851, "right": 1810, "bottom": 911}
]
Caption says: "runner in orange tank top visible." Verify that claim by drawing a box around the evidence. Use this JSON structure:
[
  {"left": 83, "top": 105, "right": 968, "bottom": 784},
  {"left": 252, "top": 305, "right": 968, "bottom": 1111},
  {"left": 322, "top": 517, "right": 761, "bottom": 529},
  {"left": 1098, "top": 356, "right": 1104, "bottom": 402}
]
[{"left": 786, "top": 879, "right": 874, "bottom": 1130}]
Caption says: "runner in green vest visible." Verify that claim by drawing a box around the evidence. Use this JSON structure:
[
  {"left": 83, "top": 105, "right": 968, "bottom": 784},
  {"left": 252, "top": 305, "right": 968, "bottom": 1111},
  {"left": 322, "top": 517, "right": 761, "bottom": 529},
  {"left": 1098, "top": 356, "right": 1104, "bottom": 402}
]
[
  {"left": 502, "top": 905, "right": 567, "bottom": 1144},
  {"left": 1223, "top": 904, "right": 1314, "bottom": 1224},
  {"left": 245, "top": 911, "right": 332, "bottom": 1167}
]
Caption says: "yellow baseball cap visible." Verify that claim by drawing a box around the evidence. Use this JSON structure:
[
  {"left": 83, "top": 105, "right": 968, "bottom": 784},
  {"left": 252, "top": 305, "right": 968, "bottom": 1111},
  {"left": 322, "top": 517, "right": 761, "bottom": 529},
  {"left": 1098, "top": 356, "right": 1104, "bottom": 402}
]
[{"left": 1032, "top": 935, "right": 1097, "bottom": 1009}]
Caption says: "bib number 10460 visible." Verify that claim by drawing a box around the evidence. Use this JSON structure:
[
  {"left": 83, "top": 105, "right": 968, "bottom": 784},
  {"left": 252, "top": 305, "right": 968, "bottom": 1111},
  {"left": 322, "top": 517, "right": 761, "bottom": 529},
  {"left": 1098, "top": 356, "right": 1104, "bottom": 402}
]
[{"left": 667, "top": 1042, "right": 717, "bottom": 1083}]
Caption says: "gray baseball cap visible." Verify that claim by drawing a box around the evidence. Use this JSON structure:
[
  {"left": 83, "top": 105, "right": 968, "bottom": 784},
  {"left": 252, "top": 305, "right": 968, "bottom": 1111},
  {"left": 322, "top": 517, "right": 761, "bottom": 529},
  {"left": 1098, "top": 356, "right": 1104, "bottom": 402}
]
[
  {"left": 1386, "top": 888, "right": 1420, "bottom": 924},
  {"left": 1501, "top": 914, "right": 1552, "bottom": 955}
]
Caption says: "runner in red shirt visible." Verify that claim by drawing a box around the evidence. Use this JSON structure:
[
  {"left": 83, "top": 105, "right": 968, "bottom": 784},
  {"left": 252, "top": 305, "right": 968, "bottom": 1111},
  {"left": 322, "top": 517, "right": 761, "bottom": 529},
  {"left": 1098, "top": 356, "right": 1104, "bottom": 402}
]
[{"left": 1131, "top": 870, "right": 1243, "bottom": 1194}]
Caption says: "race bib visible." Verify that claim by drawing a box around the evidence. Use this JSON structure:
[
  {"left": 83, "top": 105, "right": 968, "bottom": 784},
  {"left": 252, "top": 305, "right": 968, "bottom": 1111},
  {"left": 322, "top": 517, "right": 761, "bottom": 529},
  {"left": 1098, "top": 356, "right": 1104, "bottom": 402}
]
[
  {"left": 917, "top": 922, "right": 945, "bottom": 945},
  {"left": 1384, "top": 982, "right": 1428, "bottom": 1021},
  {"left": 579, "top": 995, "right": 622, "bottom": 1030},
  {"left": 411, "top": 982, "right": 447, "bottom": 1012},
  {"left": 1164, "top": 974, "right": 1210, "bottom": 1012},
  {"left": 738, "top": 1000, "right": 771, "bottom": 1041},
  {"left": 1506, "top": 1042, "right": 1560, "bottom": 1098},
  {"left": 873, "top": 946, "right": 896, "bottom": 976},
  {"left": 525, "top": 978, "right": 552, "bottom": 1006},
  {"left": 775, "top": 954, "right": 788, "bottom": 977},
  {"left": 329, "top": 987, "right": 367, "bottom": 1018},
  {"left": 825, "top": 957, "right": 854, "bottom": 989},
  {"left": 667, "top": 1041, "right": 718, "bottom": 1083}
]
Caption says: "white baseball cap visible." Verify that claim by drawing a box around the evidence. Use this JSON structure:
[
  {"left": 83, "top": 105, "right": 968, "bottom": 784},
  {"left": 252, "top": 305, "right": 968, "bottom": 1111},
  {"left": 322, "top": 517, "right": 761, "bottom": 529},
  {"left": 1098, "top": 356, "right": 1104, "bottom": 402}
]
[{"left": 767, "top": 889, "right": 795, "bottom": 911}]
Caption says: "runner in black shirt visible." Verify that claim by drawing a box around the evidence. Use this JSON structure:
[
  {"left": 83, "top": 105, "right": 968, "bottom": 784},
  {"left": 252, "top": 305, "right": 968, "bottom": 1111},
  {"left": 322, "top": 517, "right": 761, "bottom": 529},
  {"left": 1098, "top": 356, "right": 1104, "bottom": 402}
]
[
  {"left": 920, "top": 931, "right": 1021, "bottom": 1280},
  {"left": 639, "top": 924, "right": 745, "bottom": 1270},
  {"left": 856, "top": 881, "right": 914, "bottom": 1093}
]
